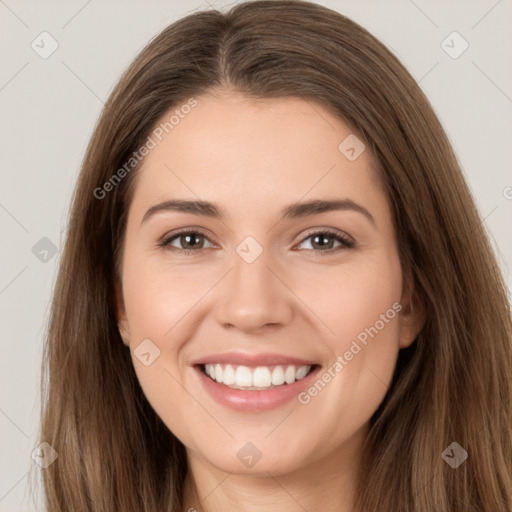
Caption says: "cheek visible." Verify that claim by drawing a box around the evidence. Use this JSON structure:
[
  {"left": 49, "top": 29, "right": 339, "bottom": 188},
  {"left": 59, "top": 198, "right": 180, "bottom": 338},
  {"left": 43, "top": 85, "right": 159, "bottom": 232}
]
[
  {"left": 120, "top": 252, "right": 213, "bottom": 424},
  {"left": 294, "top": 249, "right": 402, "bottom": 353},
  {"left": 300, "top": 251, "right": 403, "bottom": 405},
  {"left": 333, "top": 271, "right": 402, "bottom": 354},
  {"left": 121, "top": 248, "right": 213, "bottom": 341}
]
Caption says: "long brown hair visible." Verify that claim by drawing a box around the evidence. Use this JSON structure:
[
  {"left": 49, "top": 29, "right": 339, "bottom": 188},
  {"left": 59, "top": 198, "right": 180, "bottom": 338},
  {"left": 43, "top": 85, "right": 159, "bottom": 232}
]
[{"left": 34, "top": 1, "right": 512, "bottom": 510}]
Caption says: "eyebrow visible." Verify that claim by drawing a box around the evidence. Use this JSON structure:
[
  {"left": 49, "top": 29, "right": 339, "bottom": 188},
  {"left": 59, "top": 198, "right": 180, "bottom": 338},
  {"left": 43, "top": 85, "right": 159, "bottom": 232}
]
[{"left": 141, "top": 198, "right": 376, "bottom": 227}]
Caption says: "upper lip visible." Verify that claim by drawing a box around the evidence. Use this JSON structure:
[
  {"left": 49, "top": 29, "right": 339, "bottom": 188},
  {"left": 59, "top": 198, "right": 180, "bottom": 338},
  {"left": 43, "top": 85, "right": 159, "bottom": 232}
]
[{"left": 190, "top": 352, "right": 318, "bottom": 367}]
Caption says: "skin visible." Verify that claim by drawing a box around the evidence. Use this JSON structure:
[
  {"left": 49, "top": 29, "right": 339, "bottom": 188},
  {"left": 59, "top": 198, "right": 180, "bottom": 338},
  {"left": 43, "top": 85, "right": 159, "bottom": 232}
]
[{"left": 115, "top": 89, "right": 423, "bottom": 512}]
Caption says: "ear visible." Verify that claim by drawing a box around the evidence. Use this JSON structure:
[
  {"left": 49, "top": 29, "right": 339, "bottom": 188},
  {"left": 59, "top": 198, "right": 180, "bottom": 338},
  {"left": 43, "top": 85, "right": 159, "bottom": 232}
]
[
  {"left": 397, "top": 273, "right": 426, "bottom": 349},
  {"left": 114, "top": 279, "right": 130, "bottom": 346}
]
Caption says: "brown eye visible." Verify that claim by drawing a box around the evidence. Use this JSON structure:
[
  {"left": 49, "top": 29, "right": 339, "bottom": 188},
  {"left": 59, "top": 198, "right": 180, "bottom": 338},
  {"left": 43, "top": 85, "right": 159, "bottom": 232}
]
[
  {"left": 297, "top": 229, "right": 355, "bottom": 253},
  {"left": 160, "top": 230, "right": 214, "bottom": 253}
]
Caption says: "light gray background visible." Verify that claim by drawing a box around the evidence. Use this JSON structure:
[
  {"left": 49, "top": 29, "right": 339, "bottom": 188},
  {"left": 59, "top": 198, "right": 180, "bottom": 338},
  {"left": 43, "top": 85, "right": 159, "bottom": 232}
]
[{"left": 1, "top": 0, "right": 511, "bottom": 510}]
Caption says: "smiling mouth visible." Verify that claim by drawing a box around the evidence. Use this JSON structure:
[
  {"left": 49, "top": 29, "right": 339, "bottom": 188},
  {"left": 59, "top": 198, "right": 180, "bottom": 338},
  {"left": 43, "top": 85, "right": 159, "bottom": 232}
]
[{"left": 198, "top": 363, "right": 317, "bottom": 390}]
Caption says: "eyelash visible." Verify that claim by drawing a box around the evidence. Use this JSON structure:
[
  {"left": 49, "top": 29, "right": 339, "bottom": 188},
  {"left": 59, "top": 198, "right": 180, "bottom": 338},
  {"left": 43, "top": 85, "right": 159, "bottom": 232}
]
[{"left": 158, "top": 228, "right": 355, "bottom": 256}]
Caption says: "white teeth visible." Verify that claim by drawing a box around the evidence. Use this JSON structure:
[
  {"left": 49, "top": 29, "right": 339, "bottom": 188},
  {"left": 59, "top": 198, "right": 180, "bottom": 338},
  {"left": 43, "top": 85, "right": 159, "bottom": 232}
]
[
  {"left": 214, "top": 364, "right": 223, "bottom": 383},
  {"left": 271, "top": 366, "right": 285, "bottom": 385},
  {"left": 295, "top": 366, "right": 309, "bottom": 380},
  {"left": 203, "top": 363, "right": 312, "bottom": 389},
  {"left": 284, "top": 366, "right": 296, "bottom": 384},
  {"left": 222, "top": 364, "right": 235, "bottom": 385},
  {"left": 235, "top": 366, "right": 253, "bottom": 387},
  {"left": 253, "top": 367, "right": 272, "bottom": 387}
]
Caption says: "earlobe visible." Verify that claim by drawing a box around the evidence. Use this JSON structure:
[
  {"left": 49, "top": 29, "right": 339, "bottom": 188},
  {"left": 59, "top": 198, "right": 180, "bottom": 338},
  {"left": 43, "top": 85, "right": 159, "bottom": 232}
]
[
  {"left": 114, "top": 280, "right": 130, "bottom": 346},
  {"left": 398, "top": 282, "right": 426, "bottom": 349},
  {"left": 118, "top": 321, "right": 130, "bottom": 347}
]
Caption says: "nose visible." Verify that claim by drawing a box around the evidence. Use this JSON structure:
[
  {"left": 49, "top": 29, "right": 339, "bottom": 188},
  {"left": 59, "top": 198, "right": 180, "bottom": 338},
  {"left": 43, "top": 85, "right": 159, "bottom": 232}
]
[{"left": 215, "top": 244, "right": 294, "bottom": 334}]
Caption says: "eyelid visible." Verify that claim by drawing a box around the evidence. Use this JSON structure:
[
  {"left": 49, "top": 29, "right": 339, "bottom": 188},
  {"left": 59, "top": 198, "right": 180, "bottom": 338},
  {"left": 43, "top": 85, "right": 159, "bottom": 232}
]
[
  {"left": 159, "top": 227, "right": 216, "bottom": 252},
  {"left": 296, "top": 226, "right": 354, "bottom": 246},
  {"left": 159, "top": 226, "right": 355, "bottom": 254}
]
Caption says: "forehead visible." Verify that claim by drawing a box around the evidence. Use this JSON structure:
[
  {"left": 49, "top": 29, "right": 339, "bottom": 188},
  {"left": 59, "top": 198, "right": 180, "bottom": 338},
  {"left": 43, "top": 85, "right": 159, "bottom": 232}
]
[{"left": 129, "top": 92, "right": 384, "bottom": 220}]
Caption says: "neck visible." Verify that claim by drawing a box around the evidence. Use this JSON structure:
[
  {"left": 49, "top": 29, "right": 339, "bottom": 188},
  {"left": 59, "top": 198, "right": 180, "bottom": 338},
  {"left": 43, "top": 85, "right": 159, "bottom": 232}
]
[{"left": 181, "top": 424, "right": 367, "bottom": 512}]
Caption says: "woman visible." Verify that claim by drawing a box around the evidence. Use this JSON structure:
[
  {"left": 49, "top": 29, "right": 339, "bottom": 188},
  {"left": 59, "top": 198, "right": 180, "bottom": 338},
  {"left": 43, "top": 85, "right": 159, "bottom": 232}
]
[{"left": 36, "top": 1, "right": 512, "bottom": 510}]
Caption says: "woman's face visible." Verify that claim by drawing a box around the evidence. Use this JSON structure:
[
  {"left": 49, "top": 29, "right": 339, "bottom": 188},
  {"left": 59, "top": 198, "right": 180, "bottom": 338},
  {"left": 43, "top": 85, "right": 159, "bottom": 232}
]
[{"left": 116, "top": 91, "right": 419, "bottom": 476}]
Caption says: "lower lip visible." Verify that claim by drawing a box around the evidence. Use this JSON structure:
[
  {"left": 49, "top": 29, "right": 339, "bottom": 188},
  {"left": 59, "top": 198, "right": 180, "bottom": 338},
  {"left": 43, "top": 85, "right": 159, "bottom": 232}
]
[{"left": 193, "top": 365, "right": 321, "bottom": 412}]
